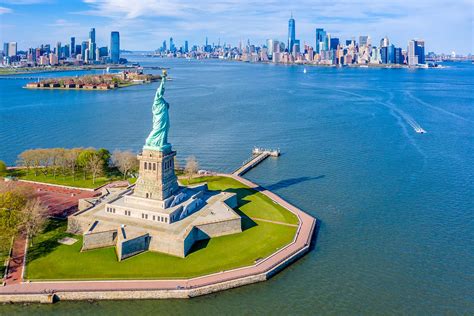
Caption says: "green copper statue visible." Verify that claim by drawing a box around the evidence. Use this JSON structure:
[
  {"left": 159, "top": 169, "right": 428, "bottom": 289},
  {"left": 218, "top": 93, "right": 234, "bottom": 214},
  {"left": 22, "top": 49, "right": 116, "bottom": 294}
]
[{"left": 144, "top": 70, "right": 171, "bottom": 153}]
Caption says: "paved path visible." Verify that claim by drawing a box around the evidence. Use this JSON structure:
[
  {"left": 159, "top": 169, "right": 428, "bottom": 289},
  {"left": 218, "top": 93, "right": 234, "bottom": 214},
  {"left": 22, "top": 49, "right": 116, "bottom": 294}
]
[
  {"left": 14, "top": 181, "right": 99, "bottom": 218},
  {"left": 4, "top": 234, "right": 26, "bottom": 286},
  {"left": 0, "top": 174, "right": 315, "bottom": 295},
  {"left": 249, "top": 217, "right": 299, "bottom": 227}
]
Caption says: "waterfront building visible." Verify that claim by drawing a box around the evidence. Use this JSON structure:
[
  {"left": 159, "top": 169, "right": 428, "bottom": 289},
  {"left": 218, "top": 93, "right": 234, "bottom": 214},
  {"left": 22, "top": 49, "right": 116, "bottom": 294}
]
[
  {"left": 56, "top": 42, "right": 61, "bottom": 57},
  {"left": 110, "top": 31, "right": 120, "bottom": 63},
  {"left": 162, "top": 40, "right": 167, "bottom": 52},
  {"left": 394, "top": 47, "right": 403, "bottom": 64},
  {"left": 89, "top": 28, "right": 96, "bottom": 61},
  {"left": 70, "top": 37, "right": 75, "bottom": 57},
  {"left": 49, "top": 53, "right": 58, "bottom": 65},
  {"left": 380, "top": 36, "right": 389, "bottom": 48},
  {"left": 315, "top": 28, "right": 325, "bottom": 54},
  {"left": 288, "top": 14, "right": 296, "bottom": 53},
  {"left": 330, "top": 38, "right": 339, "bottom": 50},
  {"left": 81, "top": 41, "right": 88, "bottom": 61},
  {"left": 7, "top": 42, "right": 17, "bottom": 57},
  {"left": 2, "top": 43, "right": 8, "bottom": 57},
  {"left": 388, "top": 44, "right": 396, "bottom": 64},
  {"left": 380, "top": 46, "right": 388, "bottom": 64},
  {"left": 170, "top": 37, "right": 175, "bottom": 53},
  {"left": 39, "top": 55, "right": 49, "bottom": 65},
  {"left": 266, "top": 39, "right": 274, "bottom": 58},
  {"left": 184, "top": 40, "right": 189, "bottom": 53},
  {"left": 415, "top": 40, "right": 425, "bottom": 64}
]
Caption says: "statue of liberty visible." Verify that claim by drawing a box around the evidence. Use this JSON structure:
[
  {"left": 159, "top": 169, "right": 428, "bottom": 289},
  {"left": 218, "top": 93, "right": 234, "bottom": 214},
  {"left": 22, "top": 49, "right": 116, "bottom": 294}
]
[{"left": 144, "top": 70, "right": 172, "bottom": 153}]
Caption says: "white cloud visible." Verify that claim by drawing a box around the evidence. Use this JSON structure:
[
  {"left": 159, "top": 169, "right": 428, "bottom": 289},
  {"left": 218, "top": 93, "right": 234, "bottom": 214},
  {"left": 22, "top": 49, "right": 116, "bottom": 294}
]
[{"left": 0, "top": 6, "right": 13, "bottom": 14}]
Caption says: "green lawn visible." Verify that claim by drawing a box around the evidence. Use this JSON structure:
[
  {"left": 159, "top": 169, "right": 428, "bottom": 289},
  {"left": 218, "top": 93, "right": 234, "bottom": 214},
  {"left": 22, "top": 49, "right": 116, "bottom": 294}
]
[
  {"left": 25, "top": 176, "right": 299, "bottom": 280},
  {"left": 7, "top": 169, "right": 126, "bottom": 189},
  {"left": 182, "top": 176, "right": 299, "bottom": 225}
]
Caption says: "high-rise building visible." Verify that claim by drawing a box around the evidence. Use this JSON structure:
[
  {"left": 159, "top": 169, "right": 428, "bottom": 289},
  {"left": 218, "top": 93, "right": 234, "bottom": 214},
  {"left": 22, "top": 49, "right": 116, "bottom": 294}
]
[
  {"left": 288, "top": 14, "right": 296, "bottom": 53},
  {"left": 315, "top": 28, "right": 325, "bottom": 54},
  {"left": 169, "top": 37, "right": 175, "bottom": 53},
  {"left": 388, "top": 44, "right": 395, "bottom": 64},
  {"left": 394, "top": 47, "right": 403, "bottom": 64},
  {"left": 408, "top": 39, "right": 425, "bottom": 65},
  {"left": 266, "top": 39, "right": 274, "bottom": 58},
  {"left": 81, "top": 41, "right": 88, "bottom": 60},
  {"left": 380, "top": 46, "right": 388, "bottom": 64},
  {"left": 415, "top": 40, "right": 425, "bottom": 64},
  {"left": 184, "top": 40, "right": 189, "bottom": 53},
  {"left": 89, "top": 28, "right": 96, "bottom": 44},
  {"left": 110, "top": 31, "right": 120, "bottom": 63},
  {"left": 88, "top": 28, "right": 96, "bottom": 61},
  {"left": 330, "top": 38, "right": 339, "bottom": 50},
  {"left": 359, "top": 35, "right": 368, "bottom": 47},
  {"left": 3, "top": 43, "right": 8, "bottom": 57},
  {"left": 70, "top": 37, "right": 75, "bottom": 56},
  {"left": 8, "top": 42, "right": 17, "bottom": 57},
  {"left": 162, "top": 40, "right": 167, "bottom": 52},
  {"left": 380, "top": 36, "right": 389, "bottom": 48},
  {"left": 56, "top": 42, "right": 61, "bottom": 56}
]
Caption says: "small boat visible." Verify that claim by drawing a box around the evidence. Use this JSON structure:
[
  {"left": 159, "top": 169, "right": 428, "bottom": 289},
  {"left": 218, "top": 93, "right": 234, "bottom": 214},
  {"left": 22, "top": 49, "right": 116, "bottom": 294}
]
[
  {"left": 303, "top": 68, "right": 307, "bottom": 74},
  {"left": 415, "top": 127, "right": 427, "bottom": 134}
]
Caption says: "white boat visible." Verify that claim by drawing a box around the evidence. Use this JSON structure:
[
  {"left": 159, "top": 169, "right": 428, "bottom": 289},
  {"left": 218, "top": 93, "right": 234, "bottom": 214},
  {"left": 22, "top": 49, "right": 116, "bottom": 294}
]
[
  {"left": 415, "top": 127, "right": 427, "bottom": 134},
  {"left": 303, "top": 68, "right": 307, "bottom": 73}
]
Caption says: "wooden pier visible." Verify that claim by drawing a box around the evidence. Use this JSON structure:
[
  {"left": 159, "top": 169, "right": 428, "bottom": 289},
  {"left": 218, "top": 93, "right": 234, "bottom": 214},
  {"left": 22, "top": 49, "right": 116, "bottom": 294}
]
[{"left": 232, "top": 148, "right": 280, "bottom": 176}]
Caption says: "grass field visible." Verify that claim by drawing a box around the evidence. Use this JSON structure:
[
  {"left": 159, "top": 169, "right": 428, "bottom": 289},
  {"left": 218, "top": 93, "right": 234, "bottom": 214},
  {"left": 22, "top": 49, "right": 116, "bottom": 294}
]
[
  {"left": 26, "top": 176, "right": 299, "bottom": 280},
  {"left": 7, "top": 169, "right": 128, "bottom": 189}
]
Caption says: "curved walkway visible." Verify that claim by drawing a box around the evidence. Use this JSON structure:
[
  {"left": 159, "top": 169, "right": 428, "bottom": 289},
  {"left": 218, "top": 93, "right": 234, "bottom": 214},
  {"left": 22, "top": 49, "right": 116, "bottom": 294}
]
[{"left": 0, "top": 174, "right": 316, "bottom": 299}]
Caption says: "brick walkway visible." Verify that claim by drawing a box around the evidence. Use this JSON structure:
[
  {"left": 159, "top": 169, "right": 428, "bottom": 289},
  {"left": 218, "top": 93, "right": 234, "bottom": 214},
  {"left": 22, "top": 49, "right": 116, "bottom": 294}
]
[
  {"left": 4, "top": 234, "right": 26, "bottom": 286},
  {"left": 0, "top": 174, "right": 316, "bottom": 296}
]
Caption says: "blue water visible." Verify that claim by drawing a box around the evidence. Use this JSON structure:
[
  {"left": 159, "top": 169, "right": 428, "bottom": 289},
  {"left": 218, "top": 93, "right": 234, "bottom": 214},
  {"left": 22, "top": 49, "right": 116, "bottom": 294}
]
[{"left": 0, "top": 58, "right": 473, "bottom": 314}]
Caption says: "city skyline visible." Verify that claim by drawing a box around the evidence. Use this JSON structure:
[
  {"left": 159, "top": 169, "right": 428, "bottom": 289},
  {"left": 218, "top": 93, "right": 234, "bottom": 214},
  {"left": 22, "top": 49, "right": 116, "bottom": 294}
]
[{"left": 0, "top": 0, "right": 472, "bottom": 55}]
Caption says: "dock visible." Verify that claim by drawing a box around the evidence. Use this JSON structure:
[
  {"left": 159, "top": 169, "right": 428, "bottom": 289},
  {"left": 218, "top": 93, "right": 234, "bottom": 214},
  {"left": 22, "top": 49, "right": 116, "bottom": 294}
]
[{"left": 232, "top": 147, "right": 280, "bottom": 176}]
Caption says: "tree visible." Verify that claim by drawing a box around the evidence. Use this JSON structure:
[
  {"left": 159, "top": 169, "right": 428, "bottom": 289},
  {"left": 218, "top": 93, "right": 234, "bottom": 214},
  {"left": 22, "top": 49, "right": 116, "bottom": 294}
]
[
  {"left": 0, "top": 187, "right": 28, "bottom": 247},
  {"left": 22, "top": 198, "right": 47, "bottom": 245},
  {"left": 0, "top": 160, "right": 6, "bottom": 177},
  {"left": 97, "top": 148, "right": 111, "bottom": 171},
  {"left": 77, "top": 148, "right": 96, "bottom": 180},
  {"left": 65, "top": 148, "right": 82, "bottom": 181},
  {"left": 185, "top": 156, "right": 199, "bottom": 180},
  {"left": 86, "top": 153, "right": 104, "bottom": 184},
  {"left": 111, "top": 150, "right": 138, "bottom": 179}
]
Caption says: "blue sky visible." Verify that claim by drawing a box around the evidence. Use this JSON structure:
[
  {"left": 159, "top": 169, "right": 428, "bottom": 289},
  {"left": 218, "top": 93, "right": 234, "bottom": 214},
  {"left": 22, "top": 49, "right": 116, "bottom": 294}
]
[{"left": 0, "top": 0, "right": 472, "bottom": 54}]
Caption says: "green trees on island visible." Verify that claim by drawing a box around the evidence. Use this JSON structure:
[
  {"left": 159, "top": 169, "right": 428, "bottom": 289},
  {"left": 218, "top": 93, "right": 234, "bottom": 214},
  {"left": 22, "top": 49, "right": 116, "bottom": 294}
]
[
  {"left": 18, "top": 148, "right": 112, "bottom": 184},
  {"left": 0, "top": 184, "right": 48, "bottom": 251},
  {"left": 0, "top": 160, "right": 6, "bottom": 177}
]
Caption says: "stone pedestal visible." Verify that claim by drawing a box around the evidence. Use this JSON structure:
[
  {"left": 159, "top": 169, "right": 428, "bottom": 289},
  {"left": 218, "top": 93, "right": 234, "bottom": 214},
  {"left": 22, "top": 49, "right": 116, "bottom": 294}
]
[{"left": 134, "top": 149, "right": 179, "bottom": 201}]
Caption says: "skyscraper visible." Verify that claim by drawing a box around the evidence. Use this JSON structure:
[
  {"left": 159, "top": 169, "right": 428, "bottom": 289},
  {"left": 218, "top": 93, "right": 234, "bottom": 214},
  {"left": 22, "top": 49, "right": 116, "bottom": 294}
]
[
  {"left": 56, "top": 42, "right": 61, "bottom": 56},
  {"left": 110, "top": 31, "right": 120, "bottom": 64},
  {"left": 288, "top": 14, "right": 296, "bottom": 53},
  {"left": 315, "top": 28, "right": 325, "bottom": 54},
  {"left": 70, "top": 37, "right": 75, "bottom": 56},
  {"left": 88, "top": 28, "right": 96, "bottom": 61},
  {"left": 8, "top": 42, "right": 17, "bottom": 57},
  {"left": 184, "top": 40, "right": 189, "bottom": 53},
  {"left": 415, "top": 40, "right": 425, "bottom": 64},
  {"left": 266, "top": 39, "right": 274, "bottom": 58},
  {"left": 169, "top": 37, "right": 175, "bottom": 53},
  {"left": 408, "top": 39, "right": 425, "bottom": 65},
  {"left": 359, "top": 35, "right": 368, "bottom": 47}
]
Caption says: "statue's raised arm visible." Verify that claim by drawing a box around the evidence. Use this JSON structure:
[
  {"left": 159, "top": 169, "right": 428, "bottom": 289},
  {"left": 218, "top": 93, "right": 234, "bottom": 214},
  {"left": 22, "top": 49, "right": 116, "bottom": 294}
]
[{"left": 155, "top": 72, "right": 167, "bottom": 99}]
